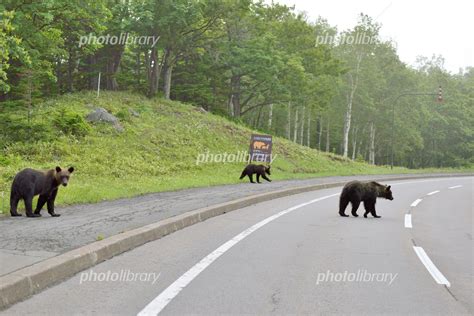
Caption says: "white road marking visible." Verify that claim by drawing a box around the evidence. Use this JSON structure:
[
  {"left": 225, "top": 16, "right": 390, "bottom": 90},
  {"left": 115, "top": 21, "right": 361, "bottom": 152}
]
[
  {"left": 411, "top": 199, "right": 422, "bottom": 207},
  {"left": 404, "top": 214, "right": 412, "bottom": 228},
  {"left": 137, "top": 193, "right": 339, "bottom": 316},
  {"left": 427, "top": 190, "right": 440, "bottom": 196},
  {"left": 448, "top": 185, "right": 462, "bottom": 189},
  {"left": 413, "top": 246, "right": 450, "bottom": 287}
]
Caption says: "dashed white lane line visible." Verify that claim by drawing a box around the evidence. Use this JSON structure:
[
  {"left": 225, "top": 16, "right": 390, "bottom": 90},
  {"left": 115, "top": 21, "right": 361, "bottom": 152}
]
[
  {"left": 413, "top": 246, "right": 451, "bottom": 287},
  {"left": 137, "top": 193, "right": 339, "bottom": 316},
  {"left": 427, "top": 190, "right": 440, "bottom": 196},
  {"left": 411, "top": 199, "right": 422, "bottom": 207},
  {"left": 404, "top": 214, "right": 412, "bottom": 228},
  {"left": 448, "top": 185, "right": 462, "bottom": 189}
]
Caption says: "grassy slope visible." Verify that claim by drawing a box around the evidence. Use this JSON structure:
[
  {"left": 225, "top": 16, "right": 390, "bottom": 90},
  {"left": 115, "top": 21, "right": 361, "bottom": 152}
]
[{"left": 0, "top": 91, "right": 462, "bottom": 213}]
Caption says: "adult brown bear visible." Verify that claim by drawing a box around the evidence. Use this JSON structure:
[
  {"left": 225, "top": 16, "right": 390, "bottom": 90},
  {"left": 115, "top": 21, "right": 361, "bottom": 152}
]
[
  {"left": 339, "top": 181, "right": 393, "bottom": 218},
  {"left": 239, "top": 164, "right": 271, "bottom": 183},
  {"left": 10, "top": 166, "right": 74, "bottom": 217}
]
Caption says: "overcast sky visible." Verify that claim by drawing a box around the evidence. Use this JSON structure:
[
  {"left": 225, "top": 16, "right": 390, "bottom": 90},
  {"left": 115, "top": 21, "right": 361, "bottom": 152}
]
[{"left": 273, "top": 0, "right": 473, "bottom": 74}]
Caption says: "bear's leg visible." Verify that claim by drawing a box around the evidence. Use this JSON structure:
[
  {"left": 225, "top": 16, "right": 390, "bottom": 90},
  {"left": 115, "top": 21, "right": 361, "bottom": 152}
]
[
  {"left": 34, "top": 194, "right": 48, "bottom": 216},
  {"left": 10, "top": 193, "right": 22, "bottom": 217},
  {"left": 363, "top": 200, "right": 380, "bottom": 218},
  {"left": 248, "top": 174, "right": 255, "bottom": 183},
  {"left": 339, "top": 194, "right": 350, "bottom": 217},
  {"left": 351, "top": 199, "right": 361, "bottom": 217},
  {"left": 47, "top": 189, "right": 60, "bottom": 217},
  {"left": 261, "top": 174, "right": 271, "bottom": 182},
  {"left": 363, "top": 200, "right": 371, "bottom": 218},
  {"left": 256, "top": 174, "right": 261, "bottom": 183},
  {"left": 369, "top": 201, "right": 381, "bottom": 218},
  {"left": 24, "top": 194, "right": 40, "bottom": 218}
]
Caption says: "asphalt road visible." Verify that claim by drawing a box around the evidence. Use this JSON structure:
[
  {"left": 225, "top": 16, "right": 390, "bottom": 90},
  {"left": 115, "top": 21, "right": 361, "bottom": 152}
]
[
  {"left": 0, "top": 173, "right": 462, "bottom": 276},
  {"left": 1, "top": 176, "right": 472, "bottom": 315}
]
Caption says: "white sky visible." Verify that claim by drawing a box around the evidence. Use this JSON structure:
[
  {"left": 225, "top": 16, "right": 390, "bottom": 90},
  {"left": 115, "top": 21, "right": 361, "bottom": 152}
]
[{"left": 273, "top": 0, "right": 473, "bottom": 74}]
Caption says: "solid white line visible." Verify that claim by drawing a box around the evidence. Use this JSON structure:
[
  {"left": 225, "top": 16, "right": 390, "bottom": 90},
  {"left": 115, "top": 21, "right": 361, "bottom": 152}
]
[
  {"left": 413, "top": 246, "right": 450, "bottom": 287},
  {"left": 448, "top": 185, "right": 462, "bottom": 189},
  {"left": 137, "top": 193, "right": 339, "bottom": 316},
  {"left": 427, "top": 190, "right": 440, "bottom": 196},
  {"left": 411, "top": 199, "right": 422, "bottom": 207},
  {"left": 404, "top": 214, "right": 412, "bottom": 228}
]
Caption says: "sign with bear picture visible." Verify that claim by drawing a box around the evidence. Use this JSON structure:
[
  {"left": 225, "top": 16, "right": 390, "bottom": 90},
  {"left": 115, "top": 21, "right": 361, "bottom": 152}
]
[{"left": 249, "top": 134, "right": 272, "bottom": 163}]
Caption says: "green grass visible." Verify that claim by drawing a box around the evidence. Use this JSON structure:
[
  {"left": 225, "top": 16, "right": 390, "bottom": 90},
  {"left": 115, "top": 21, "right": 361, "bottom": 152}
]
[{"left": 0, "top": 91, "right": 468, "bottom": 213}]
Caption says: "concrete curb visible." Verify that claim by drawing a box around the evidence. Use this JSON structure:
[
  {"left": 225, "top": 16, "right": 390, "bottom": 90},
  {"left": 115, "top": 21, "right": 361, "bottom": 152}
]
[{"left": 0, "top": 173, "right": 471, "bottom": 309}]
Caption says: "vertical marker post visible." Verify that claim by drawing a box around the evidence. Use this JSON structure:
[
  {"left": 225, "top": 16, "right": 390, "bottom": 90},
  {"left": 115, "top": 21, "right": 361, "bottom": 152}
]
[{"left": 97, "top": 72, "right": 101, "bottom": 98}]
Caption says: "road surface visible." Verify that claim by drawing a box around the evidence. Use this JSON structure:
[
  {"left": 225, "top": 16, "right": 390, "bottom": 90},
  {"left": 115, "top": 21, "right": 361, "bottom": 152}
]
[
  {"left": 2, "top": 176, "right": 472, "bottom": 315},
  {"left": 0, "top": 173, "right": 458, "bottom": 276}
]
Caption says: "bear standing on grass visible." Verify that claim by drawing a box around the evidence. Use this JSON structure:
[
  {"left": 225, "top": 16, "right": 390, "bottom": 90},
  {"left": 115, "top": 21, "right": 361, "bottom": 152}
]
[
  {"left": 10, "top": 166, "right": 74, "bottom": 217},
  {"left": 339, "top": 181, "right": 393, "bottom": 218}
]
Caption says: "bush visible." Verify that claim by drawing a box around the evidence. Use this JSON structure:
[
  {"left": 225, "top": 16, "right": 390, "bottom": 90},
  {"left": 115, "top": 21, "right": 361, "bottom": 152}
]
[{"left": 52, "top": 108, "right": 91, "bottom": 137}]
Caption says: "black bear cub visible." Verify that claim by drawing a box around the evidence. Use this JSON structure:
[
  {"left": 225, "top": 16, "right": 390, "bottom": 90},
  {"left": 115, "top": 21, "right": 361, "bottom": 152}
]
[
  {"left": 239, "top": 164, "right": 271, "bottom": 183},
  {"left": 339, "top": 181, "right": 393, "bottom": 218},
  {"left": 10, "top": 166, "right": 74, "bottom": 217}
]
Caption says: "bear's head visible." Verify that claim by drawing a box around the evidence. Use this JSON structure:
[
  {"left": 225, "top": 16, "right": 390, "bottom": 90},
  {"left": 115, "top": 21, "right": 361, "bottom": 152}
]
[
  {"left": 265, "top": 165, "right": 271, "bottom": 175},
  {"left": 384, "top": 185, "right": 393, "bottom": 200},
  {"left": 55, "top": 166, "right": 74, "bottom": 187}
]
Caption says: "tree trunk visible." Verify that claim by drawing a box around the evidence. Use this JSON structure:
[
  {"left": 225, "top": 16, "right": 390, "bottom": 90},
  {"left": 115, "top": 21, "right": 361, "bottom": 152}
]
[
  {"left": 369, "top": 122, "right": 376, "bottom": 164},
  {"left": 256, "top": 106, "right": 263, "bottom": 129},
  {"left": 268, "top": 103, "right": 273, "bottom": 129},
  {"left": 286, "top": 102, "right": 291, "bottom": 139},
  {"left": 307, "top": 113, "right": 311, "bottom": 147},
  {"left": 299, "top": 106, "right": 305, "bottom": 145},
  {"left": 230, "top": 75, "right": 241, "bottom": 117},
  {"left": 325, "top": 118, "right": 330, "bottom": 152},
  {"left": 351, "top": 127, "right": 358, "bottom": 160},
  {"left": 147, "top": 47, "right": 162, "bottom": 97},
  {"left": 293, "top": 107, "right": 299, "bottom": 143},
  {"left": 66, "top": 50, "right": 75, "bottom": 92},
  {"left": 136, "top": 50, "right": 141, "bottom": 87},
  {"left": 104, "top": 44, "right": 125, "bottom": 91},
  {"left": 228, "top": 93, "right": 234, "bottom": 117},
  {"left": 163, "top": 63, "right": 173, "bottom": 99},
  {"left": 342, "top": 53, "right": 363, "bottom": 157},
  {"left": 318, "top": 116, "right": 323, "bottom": 150}
]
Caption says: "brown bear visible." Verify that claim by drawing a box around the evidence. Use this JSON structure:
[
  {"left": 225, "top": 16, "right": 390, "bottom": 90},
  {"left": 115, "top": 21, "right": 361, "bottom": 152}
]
[
  {"left": 239, "top": 164, "right": 271, "bottom": 183},
  {"left": 339, "top": 181, "right": 393, "bottom": 218},
  {"left": 10, "top": 166, "right": 74, "bottom": 217}
]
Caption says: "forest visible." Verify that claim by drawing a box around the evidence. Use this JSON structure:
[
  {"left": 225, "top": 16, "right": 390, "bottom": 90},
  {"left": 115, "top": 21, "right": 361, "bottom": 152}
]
[{"left": 1, "top": 0, "right": 473, "bottom": 168}]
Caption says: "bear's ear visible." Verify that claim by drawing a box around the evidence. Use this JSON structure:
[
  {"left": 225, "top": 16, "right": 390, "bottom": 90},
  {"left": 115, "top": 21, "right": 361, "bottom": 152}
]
[
  {"left": 386, "top": 185, "right": 391, "bottom": 190},
  {"left": 68, "top": 167, "right": 74, "bottom": 173},
  {"left": 55, "top": 166, "right": 62, "bottom": 173}
]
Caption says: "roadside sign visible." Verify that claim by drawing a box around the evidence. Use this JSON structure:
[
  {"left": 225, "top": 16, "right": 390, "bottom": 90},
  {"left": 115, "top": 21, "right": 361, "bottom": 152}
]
[{"left": 249, "top": 134, "right": 272, "bottom": 163}]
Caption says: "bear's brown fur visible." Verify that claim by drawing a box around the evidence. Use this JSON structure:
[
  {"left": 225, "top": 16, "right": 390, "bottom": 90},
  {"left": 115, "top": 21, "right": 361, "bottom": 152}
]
[
  {"left": 239, "top": 164, "right": 271, "bottom": 183},
  {"left": 10, "top": 166, "right": 74, "bottom": 217},
  {"left": 339, "top": 181, "right": 393, "bottom": 218}
]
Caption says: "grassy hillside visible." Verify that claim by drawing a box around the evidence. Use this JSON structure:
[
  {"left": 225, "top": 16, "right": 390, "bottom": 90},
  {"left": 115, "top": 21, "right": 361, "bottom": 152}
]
[{"left": 0, "top": 92, "right": 460, "bottom": 213}]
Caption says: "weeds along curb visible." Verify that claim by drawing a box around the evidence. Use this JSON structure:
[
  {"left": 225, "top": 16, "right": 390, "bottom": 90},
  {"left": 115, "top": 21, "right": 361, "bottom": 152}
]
[{"left": 0, "top": 173, "right": 471, "bottom": 310}]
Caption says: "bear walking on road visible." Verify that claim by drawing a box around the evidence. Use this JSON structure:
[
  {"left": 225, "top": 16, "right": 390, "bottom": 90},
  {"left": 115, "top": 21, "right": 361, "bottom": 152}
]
[
  {"left": 339, "top": 181, "right": 393, "bottom": 218},
  {"left": 10, "top": 166, "right": 74, "bottom": 217},
  {"left": 239, "top": 164, "right": 271, "bottom": 183}
]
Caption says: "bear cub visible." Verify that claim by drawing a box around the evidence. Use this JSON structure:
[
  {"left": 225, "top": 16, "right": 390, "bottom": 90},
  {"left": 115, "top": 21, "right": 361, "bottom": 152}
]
[
  {"left": 10, "top": 166, "right": 74, "bottom": 217},
  {"left": 339, "top": 180, "right": 393, "bottom": 218},
  {"left": 239, "top": 164, "right": 271, "bottom": 183}
]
